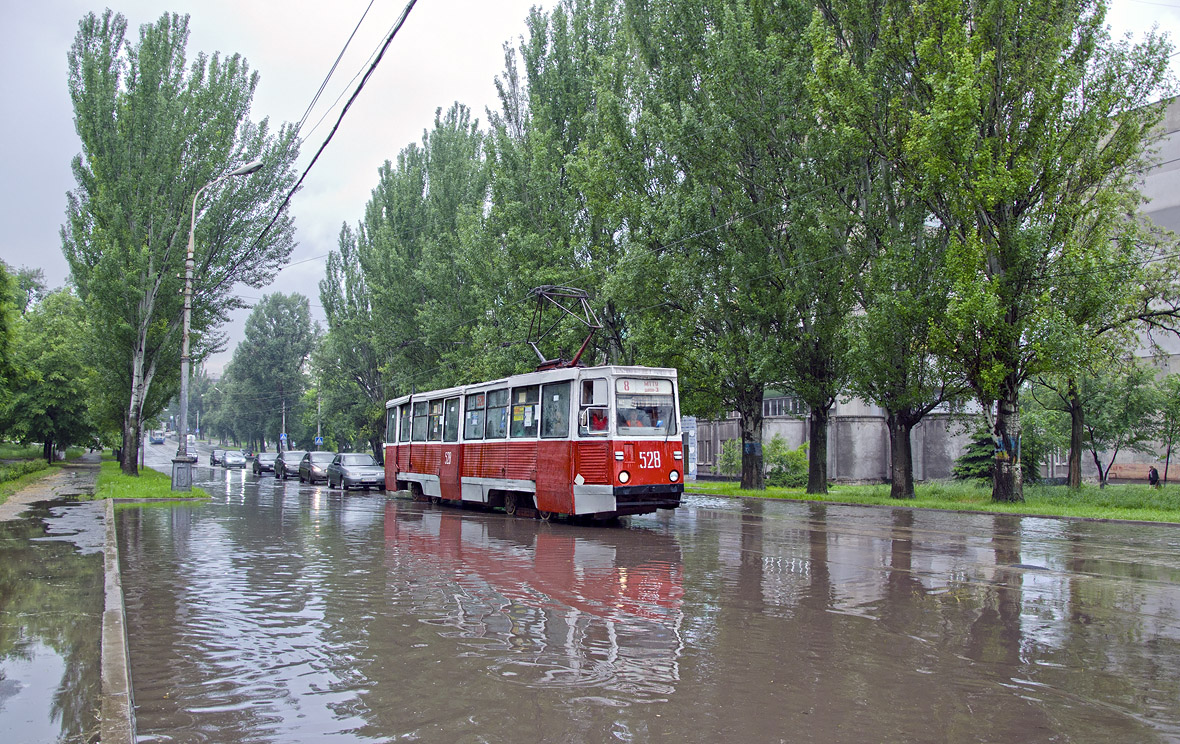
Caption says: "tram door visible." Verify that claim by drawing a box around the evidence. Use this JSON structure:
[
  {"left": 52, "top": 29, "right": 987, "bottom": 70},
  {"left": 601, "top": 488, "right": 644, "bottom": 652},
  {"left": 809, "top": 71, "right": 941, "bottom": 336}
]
[{"left": 440, "top": 397, "right": 462, "bottom": 501}]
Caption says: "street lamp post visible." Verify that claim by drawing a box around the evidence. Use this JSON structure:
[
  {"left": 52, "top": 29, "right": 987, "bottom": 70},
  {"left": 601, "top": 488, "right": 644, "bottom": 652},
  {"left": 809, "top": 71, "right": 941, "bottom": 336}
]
[{"left": 172, "top": 160, "right": 264, "bottom": 491}]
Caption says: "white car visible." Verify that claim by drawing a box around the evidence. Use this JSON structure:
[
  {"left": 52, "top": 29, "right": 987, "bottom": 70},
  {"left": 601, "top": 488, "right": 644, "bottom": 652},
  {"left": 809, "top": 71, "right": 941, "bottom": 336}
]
[{"left": 223, "top": 451, "right": 247, "bottom": 469}]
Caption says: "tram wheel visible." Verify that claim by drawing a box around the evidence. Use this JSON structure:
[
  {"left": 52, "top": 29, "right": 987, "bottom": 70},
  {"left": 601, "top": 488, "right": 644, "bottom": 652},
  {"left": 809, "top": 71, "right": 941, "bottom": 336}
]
[
  {"left": 538, "top": 510, "right": 553, "bottom": 522},
  {"left": 505, "top": 492, "right": 518, "bottom": 516},
  {"left": 411, "top": 483, "right": 429, "bottom": 502}
]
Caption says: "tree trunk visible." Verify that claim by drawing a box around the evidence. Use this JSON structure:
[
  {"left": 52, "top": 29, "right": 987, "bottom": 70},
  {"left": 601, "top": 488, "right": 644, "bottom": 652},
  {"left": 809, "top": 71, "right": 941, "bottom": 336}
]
[
  {"left": 887, "top": 412, "right": 915, "bottom": 499},
  {"left": 43, "top": 439, "right": 54, "bottom": 464},
  {"left": 122, "top": 348, "right": 145, "bottom": 476},
  {"left": 991, "top": 384, "right": 1023, "bottom": 502},
  {"left": 1066, "top": 378, "right": 1084, "bottom": 488},
  {"left": 738, "top": 387, "right": 765, "bottom": 490},
  {"left": 807, "top": 404, "right": 831, "bottom": 495}
]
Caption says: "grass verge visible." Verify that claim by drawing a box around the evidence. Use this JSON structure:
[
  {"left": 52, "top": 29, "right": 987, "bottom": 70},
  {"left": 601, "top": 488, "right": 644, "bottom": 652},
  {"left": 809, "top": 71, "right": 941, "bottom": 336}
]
[
  {"left": 93, "top": 460, "right": 209, "bottom": 501},
  {"left": 0, "top": 463, "right": 54, "bottom": 505},
  {"left": 685, "top": 479, "right": 1180, "bottom": 523}
]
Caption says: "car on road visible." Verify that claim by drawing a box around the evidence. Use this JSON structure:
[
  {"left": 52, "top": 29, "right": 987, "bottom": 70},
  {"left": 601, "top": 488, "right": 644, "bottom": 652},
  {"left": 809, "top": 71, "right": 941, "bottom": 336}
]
[
  {"left": 327, "top": 453, "right": 385, "bottom": 491},
  {"left": 275, "top": 450, "right": 307, "bottom": 480},
  {"left": 149, "top": 431, "right": 166, "bottom": 445},
  {"left": 298, "top": 451, "right": 335, "bottom": 484},
  {"left": 223, "top": 451, "right": 247, "bottom": 468},
  {"left": 252, "top": 452, "right": 278, "bottom": 475},
  {"left": 210, "top": 449, "right": 226, "bottom": 466}
]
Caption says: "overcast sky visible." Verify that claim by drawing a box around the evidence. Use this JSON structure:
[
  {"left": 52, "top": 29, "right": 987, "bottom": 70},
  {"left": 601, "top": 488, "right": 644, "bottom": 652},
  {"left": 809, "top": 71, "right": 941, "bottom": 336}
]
[{"left": 1, "top": 0, "right": 1177, "bottom": 375}]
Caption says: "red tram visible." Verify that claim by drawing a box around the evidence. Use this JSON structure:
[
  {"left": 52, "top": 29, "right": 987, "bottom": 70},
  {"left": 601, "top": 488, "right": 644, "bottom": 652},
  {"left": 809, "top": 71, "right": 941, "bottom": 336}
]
[{"left": 384, "top": 365, "right": 684, "bottom": 519}]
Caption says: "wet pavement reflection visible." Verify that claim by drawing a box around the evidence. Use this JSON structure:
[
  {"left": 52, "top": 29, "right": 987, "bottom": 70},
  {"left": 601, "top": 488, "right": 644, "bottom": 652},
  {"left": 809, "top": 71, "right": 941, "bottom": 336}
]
[
  {"left": 0, "top": 500, "right": 105, "bottom": 744},
  {"left": 119, "top": 466, "right": 1180, "bottom": 743}
]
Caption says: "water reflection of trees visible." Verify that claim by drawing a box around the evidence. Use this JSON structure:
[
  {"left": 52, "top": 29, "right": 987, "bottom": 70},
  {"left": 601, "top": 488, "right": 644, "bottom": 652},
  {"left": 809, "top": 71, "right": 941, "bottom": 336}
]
[
  {"left": 681, "top": 502, "right": 1180, "bottom": 741},
  {"left": 0, "top": 503, "right": 102, "bottom": 743}
]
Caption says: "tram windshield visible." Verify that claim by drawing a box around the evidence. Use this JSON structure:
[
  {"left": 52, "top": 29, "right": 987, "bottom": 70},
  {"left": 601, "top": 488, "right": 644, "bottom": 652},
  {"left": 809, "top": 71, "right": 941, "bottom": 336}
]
[{"left": 615, "top": 378, "right": 677, "bottom": 436}]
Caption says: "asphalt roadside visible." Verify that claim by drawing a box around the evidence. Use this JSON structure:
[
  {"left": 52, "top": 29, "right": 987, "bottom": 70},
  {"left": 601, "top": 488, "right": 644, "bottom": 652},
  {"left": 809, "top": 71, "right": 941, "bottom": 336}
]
[{"left": 0, "top": 453, "right": 135, "bottom": 744}]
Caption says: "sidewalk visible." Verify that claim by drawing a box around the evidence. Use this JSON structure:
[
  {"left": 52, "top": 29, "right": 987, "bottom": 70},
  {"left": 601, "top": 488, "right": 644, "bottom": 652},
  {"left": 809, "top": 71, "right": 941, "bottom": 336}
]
[{"left": 0, "top": 451, "right": 102, "bottom": 521}]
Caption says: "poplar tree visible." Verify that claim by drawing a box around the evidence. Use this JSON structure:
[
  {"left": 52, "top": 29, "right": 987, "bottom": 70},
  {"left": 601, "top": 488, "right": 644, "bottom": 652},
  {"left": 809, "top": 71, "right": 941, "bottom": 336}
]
[{"left": 62, "top": 10, "right": 299, "bottom": 474}]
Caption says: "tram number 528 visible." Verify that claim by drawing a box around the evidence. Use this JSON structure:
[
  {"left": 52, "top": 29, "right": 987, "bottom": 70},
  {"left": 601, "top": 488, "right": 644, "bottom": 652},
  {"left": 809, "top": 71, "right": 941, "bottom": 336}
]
[{"left": 639, "top": 451, "right": 661, "bottom": 469}]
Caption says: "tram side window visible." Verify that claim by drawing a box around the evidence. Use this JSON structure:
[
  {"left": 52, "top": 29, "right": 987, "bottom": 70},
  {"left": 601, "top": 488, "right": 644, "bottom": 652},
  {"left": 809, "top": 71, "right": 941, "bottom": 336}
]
[
  {"left": 541, "top": 381, "right": 571, "bottom": 438},
  {"left": 510, "top": 385, "right": 540, "bottom": 438},
  {"left": 399, "top": 404, "right": 411, "bottom": 443},
  {"left": 578, "top": 378, "right": 608, "bottom": 437},
  {"left": 485, "top": 389, "right": 509, "bottom": 439},
  {"left": 443, "top": 398, "right": 460, "bottom": 442},
  {"left": 428, "top": 400, "right": 444, "bottom": 441},
  {"left": 411, "top": 401, "right": 428, "bottom": 441},
  {"left": 464, "top": 393, "right": 485, "bottom": 440}
]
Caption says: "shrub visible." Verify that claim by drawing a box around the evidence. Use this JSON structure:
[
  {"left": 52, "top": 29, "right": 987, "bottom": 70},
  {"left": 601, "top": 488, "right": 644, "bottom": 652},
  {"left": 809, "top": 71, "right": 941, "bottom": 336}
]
[{"left": 0, "top": 459, "right": 49, "bottom": 484}]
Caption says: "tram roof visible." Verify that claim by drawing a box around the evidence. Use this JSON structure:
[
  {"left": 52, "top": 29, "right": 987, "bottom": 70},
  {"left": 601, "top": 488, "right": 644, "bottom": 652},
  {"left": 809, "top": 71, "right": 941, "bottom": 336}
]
[{"left": 385, "top": 365, "right": 678, "bottom": 408}]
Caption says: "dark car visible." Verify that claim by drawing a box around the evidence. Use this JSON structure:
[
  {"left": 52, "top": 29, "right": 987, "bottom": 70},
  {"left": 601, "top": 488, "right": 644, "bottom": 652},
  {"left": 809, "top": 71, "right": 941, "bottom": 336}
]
[
  {"left": 210, "top": 449, "right": 225, "bottom": 466},
  {"left": 275, "top": 450, "right": 307, "bottom": 480},
  {"left": 253, "top": 452, "right": 278, "bottom": 475},
  {"left": 298, "top": 451, "right": 335, "bottom": 485},
  {"left": 223, "top": 450, "right": 247, "bottom": 468},
  {"left": 326, "top": 453, "right": 385, "bottom": 491}
]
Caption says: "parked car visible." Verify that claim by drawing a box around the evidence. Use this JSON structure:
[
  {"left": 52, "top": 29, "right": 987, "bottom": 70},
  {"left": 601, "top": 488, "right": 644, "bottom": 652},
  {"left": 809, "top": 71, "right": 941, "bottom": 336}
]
[
  {"left": 223, "top": 451, "right": 247, "bottom": 468},
  {"left": 298, "top": 451, "right": 336, "bottom": 484},
  {"left": 210, "top": 449, "right": 226, "bottom": 466},
  {"left": 275, "top": 450, "right": 307, "bottom": 480},
  {"left": 253, "top": 452, "right": 278, "bottom": 475},
  {"left": 326, "top": 452, "right": 385, "bottom": 491}
]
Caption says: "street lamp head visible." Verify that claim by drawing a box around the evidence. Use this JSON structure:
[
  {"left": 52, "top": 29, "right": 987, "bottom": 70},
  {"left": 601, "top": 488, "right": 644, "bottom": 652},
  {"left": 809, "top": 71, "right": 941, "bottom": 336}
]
[{"left": 229, "top": 159, "right": 264, "bottom": 177}]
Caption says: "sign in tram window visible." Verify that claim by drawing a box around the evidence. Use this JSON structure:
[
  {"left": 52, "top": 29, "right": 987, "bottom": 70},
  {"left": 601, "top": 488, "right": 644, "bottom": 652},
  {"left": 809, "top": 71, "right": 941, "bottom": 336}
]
[
  {"left": 399, "top": 404, "right": 411, "bottom": 442},
  {"left": 411, "top": 401, "right": 428, "bottom": 441},
  {"left": 464, "top": 393, "right": 485, "bottom": 440},
  {"left": 485, "top": 389, "right": 509, "bottom": 439},
  {"left": 615, "top": 378, "right": 678, "bottom": 436},
  {"left": 579, "top": 378, "right": 609, "bottom": 437},
  {"left": 443, "top": 398, "right": 460, "bottom": 442},
  {"left": 428, "top": 400, "right": 444, "bottom": 441},
  {"left": 541, "top": 381, "right": 571, "bottom": 438},
  {"left": 510, "top": 385, "right": 540, "bottom": 438}
]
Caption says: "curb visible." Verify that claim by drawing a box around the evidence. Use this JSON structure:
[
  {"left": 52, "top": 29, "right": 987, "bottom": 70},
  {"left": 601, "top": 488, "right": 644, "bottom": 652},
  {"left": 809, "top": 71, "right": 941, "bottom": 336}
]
[{"left": 101, "top": 497, "right": 136, "bottom": 744}]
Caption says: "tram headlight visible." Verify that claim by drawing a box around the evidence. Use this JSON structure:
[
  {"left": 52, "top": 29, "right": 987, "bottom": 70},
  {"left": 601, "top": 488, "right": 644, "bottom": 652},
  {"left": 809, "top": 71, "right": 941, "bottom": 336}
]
[
  {"left": 618, "top": 470, "right": 631, "bottom": 484},
  {"left": 669, "top": 470, "right": 680, "bottom": 482}
]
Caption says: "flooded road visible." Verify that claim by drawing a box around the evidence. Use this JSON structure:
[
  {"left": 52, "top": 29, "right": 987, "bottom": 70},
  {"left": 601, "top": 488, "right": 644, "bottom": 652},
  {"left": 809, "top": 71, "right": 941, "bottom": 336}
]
[
  {"left": 0, "top": 500, "right": 105, "bottom": 744},
  {"left": 119, "top": 462, "right": 1180, "bottom": 743}
]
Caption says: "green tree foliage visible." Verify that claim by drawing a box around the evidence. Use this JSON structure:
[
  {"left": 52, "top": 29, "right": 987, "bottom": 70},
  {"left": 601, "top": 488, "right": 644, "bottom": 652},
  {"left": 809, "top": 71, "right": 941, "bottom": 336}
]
[
  {"left": 318, "top": 225, "right": 387, "bottom": 460},
  {"left": 223, "top": 293, "right": 316, "bottom": 451},
  {"left": 952, "top": 428, "right": 998, "bottom": 481},
  {"left": 0, "top": 290, "right": 96, "bottom": 461},
  {"left": 0, "top": 263, "right": 17, "bottom": 407},
  {"left": 349, "top": 103, "right": 489, "bottom": 396},
  {"left": 1081, "top": 361, "right": 1160, "bottom": 486},
  {"left": 810, "top": 0, "right": 973, "bottom": 499},
  {"left": 810, "top": 0, "right": 1172, "bottom": 501},
  {"left": 62, "top": 10, "right": 299, "bottom": 474},
  {"left": 598, "top": 0, "right": 861, "bottom": 492},
  {"left": 1157, "top": 373, "right": 1180, "bottom": 484}
]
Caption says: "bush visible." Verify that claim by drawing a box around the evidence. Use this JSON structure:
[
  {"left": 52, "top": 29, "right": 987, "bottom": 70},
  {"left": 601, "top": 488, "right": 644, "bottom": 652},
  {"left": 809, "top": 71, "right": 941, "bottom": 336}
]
[
  {"left": 719, "top": 439, "right": 742, "bottom": 477},
  {"left": 953, "top": 427, "right": 1044, "bottom": 483},
  {"left": 719, "top": 434, "right": 808, "bottom": 486},
  {"left": 0, "top": 459, "right": 49, "bottom": 484}
]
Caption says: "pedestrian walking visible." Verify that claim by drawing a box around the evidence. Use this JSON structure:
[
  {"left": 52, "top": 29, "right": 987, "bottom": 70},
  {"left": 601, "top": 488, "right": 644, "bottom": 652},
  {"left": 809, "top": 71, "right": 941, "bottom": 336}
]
[{"left": 1148, "top": 466, "right": 1160, "bottom": 488}]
